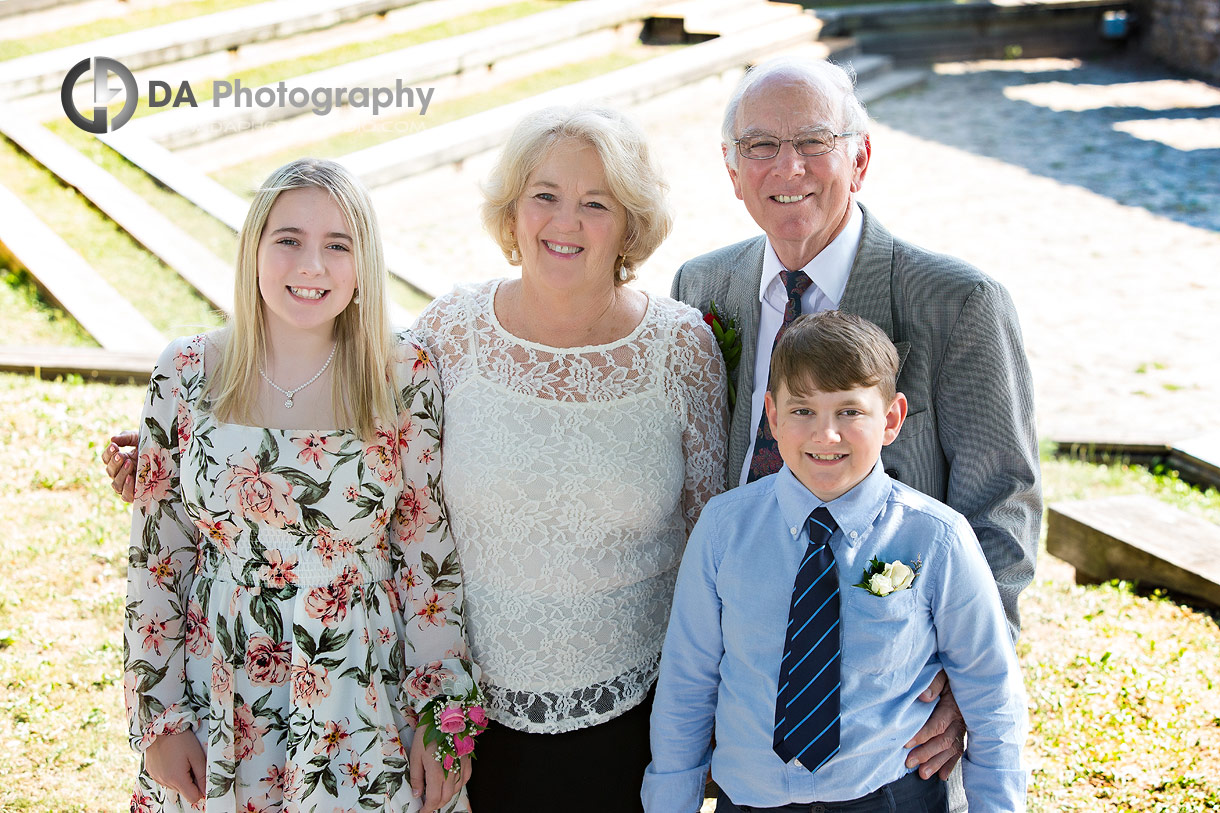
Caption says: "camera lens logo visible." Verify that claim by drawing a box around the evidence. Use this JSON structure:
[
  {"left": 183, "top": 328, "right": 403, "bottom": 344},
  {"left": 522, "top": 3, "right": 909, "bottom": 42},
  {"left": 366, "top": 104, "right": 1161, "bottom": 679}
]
[{"left": 61, "top": 57, "right": 138, "bottom": 133}]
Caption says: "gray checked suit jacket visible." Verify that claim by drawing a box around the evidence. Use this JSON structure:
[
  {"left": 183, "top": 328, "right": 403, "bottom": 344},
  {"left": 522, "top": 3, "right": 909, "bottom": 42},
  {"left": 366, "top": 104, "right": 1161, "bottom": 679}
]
[{"left": 672, "top": 204, "right": 1040, "bottom": 637}]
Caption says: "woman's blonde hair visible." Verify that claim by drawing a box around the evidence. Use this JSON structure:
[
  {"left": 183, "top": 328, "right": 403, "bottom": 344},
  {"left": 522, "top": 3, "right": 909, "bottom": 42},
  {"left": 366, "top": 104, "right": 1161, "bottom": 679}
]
[
  {"left": 481, "top": 104, "right": 672, "bottom": 285},
  {"left": 205, "top": 158, "right": 397, "bottom": 439}
]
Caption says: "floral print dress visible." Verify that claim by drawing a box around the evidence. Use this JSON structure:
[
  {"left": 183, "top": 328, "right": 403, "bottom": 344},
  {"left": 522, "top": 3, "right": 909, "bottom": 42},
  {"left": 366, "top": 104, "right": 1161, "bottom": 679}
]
[{"left": 125, "top": 332, "right": 476, "bottom": 813}]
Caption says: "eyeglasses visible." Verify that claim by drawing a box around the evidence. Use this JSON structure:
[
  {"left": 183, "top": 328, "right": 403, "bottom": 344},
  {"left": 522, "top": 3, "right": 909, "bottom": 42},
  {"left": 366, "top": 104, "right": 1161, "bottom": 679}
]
[{"left": 733, "top": 129, "right": 858, "bottom": 160}]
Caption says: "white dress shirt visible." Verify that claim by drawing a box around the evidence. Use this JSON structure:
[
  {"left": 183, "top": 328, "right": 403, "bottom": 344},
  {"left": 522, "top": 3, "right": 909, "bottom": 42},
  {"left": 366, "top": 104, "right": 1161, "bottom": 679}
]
[{"left": 738, "top": 203, "right": 864, "bottom": 485}]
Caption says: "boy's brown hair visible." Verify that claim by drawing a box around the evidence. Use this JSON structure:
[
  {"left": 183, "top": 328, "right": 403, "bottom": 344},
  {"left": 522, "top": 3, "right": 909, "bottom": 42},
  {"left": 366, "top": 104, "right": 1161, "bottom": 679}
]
[{"left": 769, "top": 311, "right": 900, "bottom": 402}]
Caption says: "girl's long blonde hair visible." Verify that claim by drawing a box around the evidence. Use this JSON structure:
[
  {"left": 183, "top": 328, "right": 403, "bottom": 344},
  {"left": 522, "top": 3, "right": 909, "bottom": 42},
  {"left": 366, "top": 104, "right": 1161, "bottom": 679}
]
[{"left": 205, "top": 158, "right": 398, "bottom": 439}]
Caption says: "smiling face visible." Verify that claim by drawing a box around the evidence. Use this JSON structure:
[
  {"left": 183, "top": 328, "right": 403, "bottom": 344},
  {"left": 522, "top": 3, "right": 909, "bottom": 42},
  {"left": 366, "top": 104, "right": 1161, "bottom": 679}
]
[
  {"left": 256, "top": 187, "right": 357, "bottom": 338},
  {"left": 513, "top": 139, "right": 628, "bottom": 293},
  {"left": 726, "top": 74, "right": 870, "bottom": 271},
  {"left": 765, "top": 380, "right": 906, "bottom": 502}
]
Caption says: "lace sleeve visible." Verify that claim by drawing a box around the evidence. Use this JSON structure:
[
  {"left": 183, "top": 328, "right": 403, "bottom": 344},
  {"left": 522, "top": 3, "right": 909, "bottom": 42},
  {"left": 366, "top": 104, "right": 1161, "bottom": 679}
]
[
  {"left": 124, "top": 337, "right": 202, "bottom": 751},
  {"left": 410, "top": 287, "right": 477, "bottom": 398},
  {"left": 668, "top": 309, "right": 729, "bottom": 534}
]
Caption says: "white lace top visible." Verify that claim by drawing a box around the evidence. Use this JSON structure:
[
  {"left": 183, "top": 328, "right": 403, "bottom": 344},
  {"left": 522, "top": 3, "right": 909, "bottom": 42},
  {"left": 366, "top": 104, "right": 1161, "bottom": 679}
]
[{"left": 413, "top": 279, "right": 727, "bottom": 733}]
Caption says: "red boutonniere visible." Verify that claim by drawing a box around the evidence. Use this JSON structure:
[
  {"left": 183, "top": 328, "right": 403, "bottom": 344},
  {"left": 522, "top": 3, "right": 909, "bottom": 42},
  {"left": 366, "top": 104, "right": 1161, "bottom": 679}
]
[{"left": 704, "top": 301, "right": 742, "bottom": 410}]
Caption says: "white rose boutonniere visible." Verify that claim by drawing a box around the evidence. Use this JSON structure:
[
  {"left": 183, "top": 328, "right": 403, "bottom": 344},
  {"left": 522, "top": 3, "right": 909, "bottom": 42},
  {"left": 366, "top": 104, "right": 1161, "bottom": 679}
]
[{"left": 855, "top": 556, "right": 922, "bottom": 597}]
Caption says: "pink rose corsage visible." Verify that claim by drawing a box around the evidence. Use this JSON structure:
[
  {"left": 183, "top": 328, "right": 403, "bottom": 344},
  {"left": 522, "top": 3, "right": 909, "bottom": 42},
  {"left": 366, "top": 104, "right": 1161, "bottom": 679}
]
[{"left": 409, "top": 660, "right": 487, "bottom": 779}]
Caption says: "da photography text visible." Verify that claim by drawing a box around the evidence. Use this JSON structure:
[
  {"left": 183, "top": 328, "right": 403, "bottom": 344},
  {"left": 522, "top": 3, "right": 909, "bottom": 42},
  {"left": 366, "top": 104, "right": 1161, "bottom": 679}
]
[
  {"left": 61, "top": 56, "right": 434, "bottom": 133},
  {"left": 171, "top": 79, "right": 435, "bottom": 117}
]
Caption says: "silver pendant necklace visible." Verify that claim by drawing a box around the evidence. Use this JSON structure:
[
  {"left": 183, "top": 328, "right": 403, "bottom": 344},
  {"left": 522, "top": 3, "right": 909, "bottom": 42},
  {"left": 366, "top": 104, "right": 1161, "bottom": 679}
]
[{"left": 259, "top": 342, "right": 337, "bottom": 409}]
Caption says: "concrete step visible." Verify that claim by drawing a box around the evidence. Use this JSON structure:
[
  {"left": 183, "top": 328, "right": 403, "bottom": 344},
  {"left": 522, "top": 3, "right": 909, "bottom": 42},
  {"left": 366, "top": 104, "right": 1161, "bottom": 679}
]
[
  {"left": 6, "top": 0, "right": 514, "bottom": 124},
  {"left": 126, "top": 0, "right": 670, "bottom": 151},
  {"left": 682, "top": 1, "right": 815, "bottom": 39},
  {"left": 839, "top": 51, "right": 890, "bottom": 83},
  {"left": 0, "top": 181, "right": 164, "bottom": 354},
  {"left": 342, "top": 11, "right": 824, "bottom": 188},
  {"left": 812, "top": 0, "right": 1133, "bottom": 65},
  {"left": 0, "top": 344, "right": 158, "bottom": 381},
  {"left": 0, "top": 104, "right": 235, "bottom": 313},
  {"left": 0, "top": 0, "right": 427, "bottom": 99},
  {"left": 651, "top": 0, "right": 763, "bottom": 22},
  {"left": 856, "top": 65, "right": 928, "bottom": 105},
  {"left": 0, "top": 0, "right": 91, "bottom": 21}
]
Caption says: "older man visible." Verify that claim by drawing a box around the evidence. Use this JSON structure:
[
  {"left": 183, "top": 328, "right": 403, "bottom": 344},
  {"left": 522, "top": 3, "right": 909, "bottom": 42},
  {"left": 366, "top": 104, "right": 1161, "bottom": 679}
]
[{"left": 672, "top": 57, "right": 1040, "bottom": 810}]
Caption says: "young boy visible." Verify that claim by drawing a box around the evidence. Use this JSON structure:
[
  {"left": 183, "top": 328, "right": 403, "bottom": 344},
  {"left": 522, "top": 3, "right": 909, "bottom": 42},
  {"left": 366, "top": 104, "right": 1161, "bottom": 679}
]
[{"left": 643, "top": 311, "right": 1027, "bottom": 812}]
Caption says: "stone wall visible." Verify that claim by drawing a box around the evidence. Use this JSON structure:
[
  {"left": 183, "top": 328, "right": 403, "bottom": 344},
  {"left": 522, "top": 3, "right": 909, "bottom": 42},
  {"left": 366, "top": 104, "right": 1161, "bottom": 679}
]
[{"left": 1146, "top": 0, "right": 1220, "bottom": 81}]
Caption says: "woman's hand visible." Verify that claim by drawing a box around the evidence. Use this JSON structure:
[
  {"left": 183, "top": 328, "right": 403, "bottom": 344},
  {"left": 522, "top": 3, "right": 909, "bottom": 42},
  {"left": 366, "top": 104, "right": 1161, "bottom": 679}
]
[
  {"left": 102, "top": 431, "right": 138, "bottom": 503},
  {"left": 409, "top": 725, "right": 472, "bottom": 812},
  {"left": 144, "top": 729, "right": 207, "bottom": 804}
]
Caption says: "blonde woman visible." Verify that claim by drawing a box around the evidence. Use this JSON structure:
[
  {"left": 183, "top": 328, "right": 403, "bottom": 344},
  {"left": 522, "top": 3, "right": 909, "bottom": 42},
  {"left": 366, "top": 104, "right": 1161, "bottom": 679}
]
[
  {"left": 412, "top": 105, "right": 727, "bottom": 811},
  {"left": 121, "top": 159, "right": 478, "bottom": 813}
]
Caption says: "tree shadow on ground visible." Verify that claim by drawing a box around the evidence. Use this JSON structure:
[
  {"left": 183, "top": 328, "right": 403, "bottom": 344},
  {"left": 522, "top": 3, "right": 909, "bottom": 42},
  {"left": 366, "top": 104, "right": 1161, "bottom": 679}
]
[{"left": 869, "top": 52, "right": 1220, "bottom": 233}]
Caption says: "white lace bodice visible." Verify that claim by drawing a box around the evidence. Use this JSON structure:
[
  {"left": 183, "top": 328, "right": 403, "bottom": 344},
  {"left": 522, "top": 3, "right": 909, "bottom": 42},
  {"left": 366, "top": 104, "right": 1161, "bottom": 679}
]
[{"left": 414, "top": 279, "right": 727, "bottom": 733}]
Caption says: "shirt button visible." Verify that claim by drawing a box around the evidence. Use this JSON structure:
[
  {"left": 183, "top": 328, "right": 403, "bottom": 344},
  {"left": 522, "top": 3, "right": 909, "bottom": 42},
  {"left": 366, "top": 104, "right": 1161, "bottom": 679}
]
[
  {"left": 794, "top": 759, "right": 803, "bottom": 768},
  {"left": 791, "top": 527, "right": 798, "bottom": 535},
  {"left": 850, "top": 531, "right": 858, "bottom": 539}
]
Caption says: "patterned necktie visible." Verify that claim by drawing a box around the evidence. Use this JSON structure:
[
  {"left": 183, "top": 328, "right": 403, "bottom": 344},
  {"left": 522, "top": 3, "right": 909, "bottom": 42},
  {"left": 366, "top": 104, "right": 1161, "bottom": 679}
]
[
  {"left": 773, "top": 506, "right": 841, "bottom": 771},
  {"left": 747, "top": 268, "right": 813, "bottom": 482}
]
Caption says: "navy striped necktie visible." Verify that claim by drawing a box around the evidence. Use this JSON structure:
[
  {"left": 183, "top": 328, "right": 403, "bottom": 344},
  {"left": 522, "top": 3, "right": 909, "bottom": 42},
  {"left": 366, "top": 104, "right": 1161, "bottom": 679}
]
[
  {"left": 747, "top": 268, "right": 812, "bottom": 482},
  {"left": 773, "top": 506, "right": 841, "bottom": 771}
]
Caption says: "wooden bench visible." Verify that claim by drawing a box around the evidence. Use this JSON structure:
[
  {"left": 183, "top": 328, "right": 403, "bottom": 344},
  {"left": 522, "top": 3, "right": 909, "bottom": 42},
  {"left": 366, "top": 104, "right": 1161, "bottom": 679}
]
[
  {"left": 0, "top": 182, "right": 164, "bottom": 355},
  {"left": 1047, "top": 495, "right": 1220, "bottom": 607},
  {"left": 1052, "top": 437, "right": 1220, "bottom": 493},
  {"left": 1172, "top": 433, "right": 1220, "bottom": 492}
]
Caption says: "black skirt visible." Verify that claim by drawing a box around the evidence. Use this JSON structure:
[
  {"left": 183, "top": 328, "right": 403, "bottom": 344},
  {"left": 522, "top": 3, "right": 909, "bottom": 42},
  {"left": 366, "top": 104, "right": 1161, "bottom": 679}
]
[{"left": 465, "top": 688, "right": 654, "bottom": 813}]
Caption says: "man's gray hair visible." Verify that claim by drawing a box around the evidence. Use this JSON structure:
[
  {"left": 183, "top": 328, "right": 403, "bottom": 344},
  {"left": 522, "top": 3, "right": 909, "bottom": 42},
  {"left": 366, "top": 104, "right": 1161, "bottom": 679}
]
[{"left": 721, "top": 57, "right": 870, "bottom": 168}]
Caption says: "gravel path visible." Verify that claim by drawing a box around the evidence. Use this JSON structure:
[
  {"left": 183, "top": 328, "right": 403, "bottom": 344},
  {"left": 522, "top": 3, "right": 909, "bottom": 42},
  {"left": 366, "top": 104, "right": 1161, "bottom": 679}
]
[{"left": 374, "top": 52, "right": 1220, "bottom": 447}]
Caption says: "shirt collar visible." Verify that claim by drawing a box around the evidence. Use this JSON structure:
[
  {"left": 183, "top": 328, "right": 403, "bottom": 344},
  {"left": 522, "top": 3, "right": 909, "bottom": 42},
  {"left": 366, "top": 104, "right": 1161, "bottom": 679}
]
[
  {"left": 758, "top": 202, "right": 863, "bottom": 306},
  {"left": 773, "top": 458, "right": 892, "bottom": 547}
]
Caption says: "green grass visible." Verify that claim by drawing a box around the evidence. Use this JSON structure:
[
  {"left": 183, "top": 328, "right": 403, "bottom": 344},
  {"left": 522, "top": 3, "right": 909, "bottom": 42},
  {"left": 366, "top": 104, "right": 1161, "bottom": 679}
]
[
  {"left": 0, "top": 373, "right": 144, "bottom": 812},
  {"left": 0, "top": 0, "right": 265, "bottom": 61},
  {"left": 1024, "top": 448, "right": 1220, "bottom": 811},
  {"left": 0, "top": 135, "right": 224, "bottom": 338},
  {"left": 111, "top": 0, "right": 572, "bottom": 122},
  {"left": 44, "top": 121, "right": 240, "bottom": 265},
  {"left": 210, "top": 45, "right": 671, "bottom": 195},
  {"left": 1, "top": 265, "right": 97, "bottom": 347}
]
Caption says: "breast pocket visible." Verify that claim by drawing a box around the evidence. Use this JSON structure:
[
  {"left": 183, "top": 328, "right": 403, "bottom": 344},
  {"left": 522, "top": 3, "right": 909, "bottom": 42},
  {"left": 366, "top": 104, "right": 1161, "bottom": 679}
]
[{"left": 839, "top": 587, "right": 919, "bottom": 676}]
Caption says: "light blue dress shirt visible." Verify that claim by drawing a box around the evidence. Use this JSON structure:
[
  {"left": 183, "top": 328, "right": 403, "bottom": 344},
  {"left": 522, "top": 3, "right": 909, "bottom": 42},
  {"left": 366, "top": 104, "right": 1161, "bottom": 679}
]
[{"left": 643, "top": 462, "right": 1027, "bottom": 812}]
